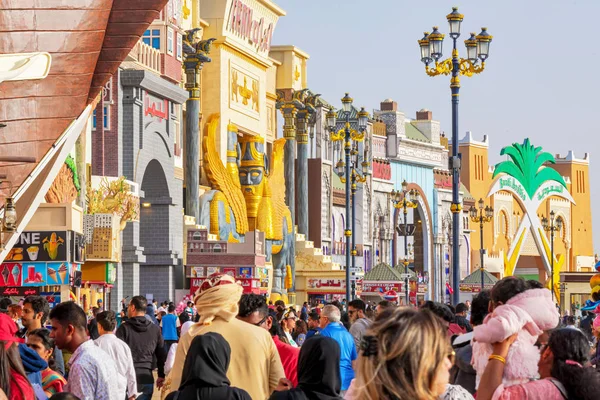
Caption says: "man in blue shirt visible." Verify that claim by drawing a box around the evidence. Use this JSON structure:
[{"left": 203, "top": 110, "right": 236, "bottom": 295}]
[
  {"left": 318, "top": 304, "right": 357, "bottom": 392},
  {"left": 305, "top": 312, "right": 321, "bottom": 339},
  {"left": 161, "top": 304, "right": 179, "bottom": 354}
]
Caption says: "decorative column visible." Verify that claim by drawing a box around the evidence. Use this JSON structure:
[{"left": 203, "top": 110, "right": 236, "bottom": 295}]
[
  {"left": 278, "top": 94, "right": 298, "bottom": 297},
  {"left": 295, "top": 108, "right": 309, "bottom": 237},
  {"left": 183, "top": 34, "right": 214, "bottom": 223}
]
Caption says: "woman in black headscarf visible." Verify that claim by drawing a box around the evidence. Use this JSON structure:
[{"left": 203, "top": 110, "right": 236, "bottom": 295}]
[
  {"left": 269, "top": 336, "right": 342, "bottom": 400},
  {"left": 165, "top": 332, "right": 251, "bottom": 400}
]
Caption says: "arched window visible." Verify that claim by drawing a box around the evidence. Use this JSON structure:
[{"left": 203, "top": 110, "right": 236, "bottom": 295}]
[{"left": 213, "top": 243, "right": 222, "bottom": 253}]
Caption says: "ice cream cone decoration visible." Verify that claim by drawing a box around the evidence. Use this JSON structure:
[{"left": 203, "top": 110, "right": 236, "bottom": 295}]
[
  {"left": 11, "top": 265, "right": 20, "bottom": 285},
  {"left": 58, "top": 264, "right": 67, "bottom": 284},
  {"left": 48, "top": 267, "right": 58, "bottom": 284}
]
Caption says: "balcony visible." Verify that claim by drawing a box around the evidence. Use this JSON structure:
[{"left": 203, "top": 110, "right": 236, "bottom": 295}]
[{"left": 126, "top": 40, "right": 161, "bottom": 74}]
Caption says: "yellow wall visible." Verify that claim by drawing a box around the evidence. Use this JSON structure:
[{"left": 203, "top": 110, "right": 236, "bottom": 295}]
[
  {"left": 553, "top": 159, "right": 594, "bottom": 261},
  {"left": 460, "top": 139, "right": 593, "bottom": 275}
]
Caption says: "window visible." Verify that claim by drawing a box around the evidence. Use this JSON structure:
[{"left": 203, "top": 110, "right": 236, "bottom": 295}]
[
  {"left": 176, "top": 32, "right": 183, "bottom": 61},
  {"left": 92, "top": 106, "right": 109, "bottom": 130},
  {"left": 143, "top": 29, "right": 161, "bottom": 50},
  {"left": 167, "top": 27, "right": 174, "bottom": 55},
  {"left": 103, "top": 105, "right": 109, "bottom": 130}
]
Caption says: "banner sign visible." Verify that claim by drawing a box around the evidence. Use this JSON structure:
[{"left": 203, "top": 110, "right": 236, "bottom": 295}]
[
  {"left": 1, "top": 286, "right": 39, "bottom": 297},
  {"left": 7, "top": 231, "right": 68, "bottom": 262}
]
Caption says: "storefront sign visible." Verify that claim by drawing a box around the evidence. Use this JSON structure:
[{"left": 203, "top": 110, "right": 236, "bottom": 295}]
[
  {"left": 362, "top": 281, "right": 402, "bottom": 293},
  {"left": 22, "top": 263, "right": 48, "bottom": 286},
  {"left": 40, "top": 292, "right": 60, "bottom": 308},
  {"left": 106, "top": 263, "right": 116, "bottom": 285},
  {"left": 373, "top": 161, "right": 391, "bottom": 180},
  {"left": 459, "top": 283, "right": 494, "bottom": 293},
  {"left": 0, "top": 263, "right": 22, "bottom": 286},
  {"left": 1, "top": 286, "right": 39, "bottom": 297},
  {"left": 6, "top": 231, "right": 68, "bottom": 262},
  {"left": 144, "top": 94, "right": 168, "bottom": 121},
  {"left": 228, "top": 0, "right": 274, "bottom": 53},
  {"left": 190, "top": 278, "right": 203, "bottom": 295},
  {"left": 307, "top": 279, "right": 346, "bottom": 291}
]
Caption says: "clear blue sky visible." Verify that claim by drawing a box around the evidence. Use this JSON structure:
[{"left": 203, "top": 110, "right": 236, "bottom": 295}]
[{"left": 272, "top": 0, "right": 600, "bottom": 254}]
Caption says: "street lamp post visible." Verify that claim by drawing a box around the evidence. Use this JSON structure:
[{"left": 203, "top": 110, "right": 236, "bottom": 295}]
[
  {"left": 326, "top": 94, "right": 369, "bottom": 302},
  {"left": 419, "top": 7, "right": 492, "bottom": 304},
  {"left": 542, "top": 211, "right": 563, "bottom": 302},
  {"left": 469, "top": 198, "right": 493, "bottom": 290},
  {"left": 392, "top": 180, "right": 419, "bottom": 306}
]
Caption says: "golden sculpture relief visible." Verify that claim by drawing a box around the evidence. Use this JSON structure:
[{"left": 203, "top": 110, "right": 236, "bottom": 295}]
[
  {"left": 294, "top": 65, "right": 300, "bottom": 81},
  {"left": 252, "top": 80, "right": 259, "bottom": 112},
  {"left": 203, "top": 114, "right": 249, "bottom": 235},
  {"left": 231, "top": 68, "right": 259, "bottom": 113}
]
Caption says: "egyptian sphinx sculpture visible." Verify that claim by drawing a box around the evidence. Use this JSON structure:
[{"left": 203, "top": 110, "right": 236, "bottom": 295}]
[{"left": 199, "top": 115, "right": 294, "bottom": 296}]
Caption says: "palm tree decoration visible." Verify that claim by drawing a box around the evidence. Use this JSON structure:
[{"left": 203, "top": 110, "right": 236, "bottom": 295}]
[
  {"left": 489, "top": 138, "right": 575, "bottom": 301},
  {"left": 493, "top": 138, "right": 566, "bottom": 199}
]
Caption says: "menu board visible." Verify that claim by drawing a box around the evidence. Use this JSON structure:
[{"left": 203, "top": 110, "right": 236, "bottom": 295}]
[
  {"left": 22, "top": 263, "right": 48, "bottom": 286},
  {"left": 0, "top": 263, "right": 22, "bottom": 286},
  {"left": 5, "top": 231, "right": 68, "bottom": 262}
]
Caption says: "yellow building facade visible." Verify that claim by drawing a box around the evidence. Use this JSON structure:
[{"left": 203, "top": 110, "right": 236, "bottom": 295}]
[{"left": 460, "top": 132, "right": 594, "bottom": 310}]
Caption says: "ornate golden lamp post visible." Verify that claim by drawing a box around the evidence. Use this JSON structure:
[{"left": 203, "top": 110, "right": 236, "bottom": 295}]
[
  {"left": 391, "top": 180, "right": 419, "bottom": 305},
  {"left": 542, "top": 211, "right": 563, "bottom": 302},
  {"left": 469, "top": 198, "right": 493, "bottom": 290},
  {"left": 419, "top": 7, "right": 492, "bottom": 304},
  {"left": 326, "top": 94, "right": 369, "bottom": 302}
]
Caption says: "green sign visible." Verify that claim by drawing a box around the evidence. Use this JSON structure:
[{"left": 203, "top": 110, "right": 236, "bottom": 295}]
[
  {"left": 536, "top": 184, "right": 564, "bottom": 201},
  {"left": 493, "top": 138, "right": 567, "bottom": 199},
  {"left": 499, "top": 177, "right": 527, "bottom": 201},
  {"left": 106, "top": 263, "right": 116, "bottom": 285}
]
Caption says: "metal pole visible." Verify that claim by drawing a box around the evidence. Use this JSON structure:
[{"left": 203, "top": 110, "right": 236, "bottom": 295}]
[
  {"left": 351, "top": 176, "right": 357, "bottom": 300},
  {"left": 344, "top": 114, "right": 351, "bottom": 304},
  {"left": 404, "top": 207, "right": 409, "bottom": 306},
  {"left": 480, "top": 216, "right": 485, "bottom": 290},
  {"left": 450, "top": 38, "right": 461, "bottom": 305},
  {"left": 551, "top": 225, "right": 555, "bottom": 302}
]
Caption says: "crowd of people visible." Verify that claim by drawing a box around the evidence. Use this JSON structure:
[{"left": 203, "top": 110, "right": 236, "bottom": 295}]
[{"left": 1, "top": 274, "right": 600, "bottom": 399}]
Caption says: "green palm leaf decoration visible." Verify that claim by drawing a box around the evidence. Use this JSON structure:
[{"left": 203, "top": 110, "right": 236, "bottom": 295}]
[{"left": 493, "top": 138, "right": 567, "bottom": 199}]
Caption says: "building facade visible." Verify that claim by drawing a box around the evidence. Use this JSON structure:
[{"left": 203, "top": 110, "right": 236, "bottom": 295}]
[{"left": 460, "top": 132, "right": 594, "bottom": 309}]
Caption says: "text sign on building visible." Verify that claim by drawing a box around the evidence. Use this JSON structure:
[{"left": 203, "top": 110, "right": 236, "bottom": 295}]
[
  {"left": 6, "top": 231, "right": 68, "bottom": 263},
  {"left": 227, "top": 0, "right": 274, "bottom": 53}
]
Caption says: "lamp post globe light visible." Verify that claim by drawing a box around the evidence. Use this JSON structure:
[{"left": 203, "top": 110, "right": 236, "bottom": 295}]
[
  {"left": 542, "top": 211, "right": 563, "bottom": 302},
  {"left": 418, "top": 7, "right": 492, "bottom": 305},
  {"left": 469, "top": 198, "right": 493, "bottom": 291},
  {"left": 327, "top": 94, "right": 370, "bottom": 303},
  {"left": 391, "top": 180, "right": 419, "bottom": 306}
]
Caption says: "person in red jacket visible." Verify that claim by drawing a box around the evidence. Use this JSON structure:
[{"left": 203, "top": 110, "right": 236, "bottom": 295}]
[{"left": 0, "top": 313, "right": 35, "bottom": 400}]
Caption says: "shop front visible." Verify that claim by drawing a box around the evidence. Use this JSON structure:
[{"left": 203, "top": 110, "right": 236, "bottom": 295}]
[
  {"left": 458, "top": 269, "right": 498, "bottom": 303},
  {"left": 80, "top": 261, "right": 117, "bottom": 312},
  {"left": 560, "top": 272, "right": 597, "bottom": 314},
  {"left": 185, "top": 227, "right": 269, "bottom": 296},
  {"left": 361, "top": 263, "right": 428, "bottom": 306},
  {"left": 0, "top": 211, "right": 84, "bottom": 307}
]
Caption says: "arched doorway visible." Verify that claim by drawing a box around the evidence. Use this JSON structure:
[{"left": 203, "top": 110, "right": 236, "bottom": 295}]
[
  {"left": 139, "top": 159, "right": 172, "bottom": 300},
  {"left": 140, "top": 159, "right": 170, "bottom": 251}
]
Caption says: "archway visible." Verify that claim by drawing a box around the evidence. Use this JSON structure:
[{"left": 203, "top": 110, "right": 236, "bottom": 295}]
[{"left": 140, "top": 159, "right": 170, "bottom": 253}]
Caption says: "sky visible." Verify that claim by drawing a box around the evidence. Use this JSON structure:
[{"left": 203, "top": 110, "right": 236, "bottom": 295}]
[{"left": 272, "top": 0, "right": 600, "bottom": 254}]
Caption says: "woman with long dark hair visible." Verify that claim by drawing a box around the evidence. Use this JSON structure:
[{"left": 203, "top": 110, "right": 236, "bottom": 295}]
[
  {"left": 478, "top": 328, "right": 600, "bottom": 399},
  {"left": 28, "top": 329, "right": 66, "bottom": 397},
  {"left": 0, "top": 313, "right": 34, "bottom": 399},
  {"left": 269, "top": 336, "right": 342, "bottom": 400}
]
